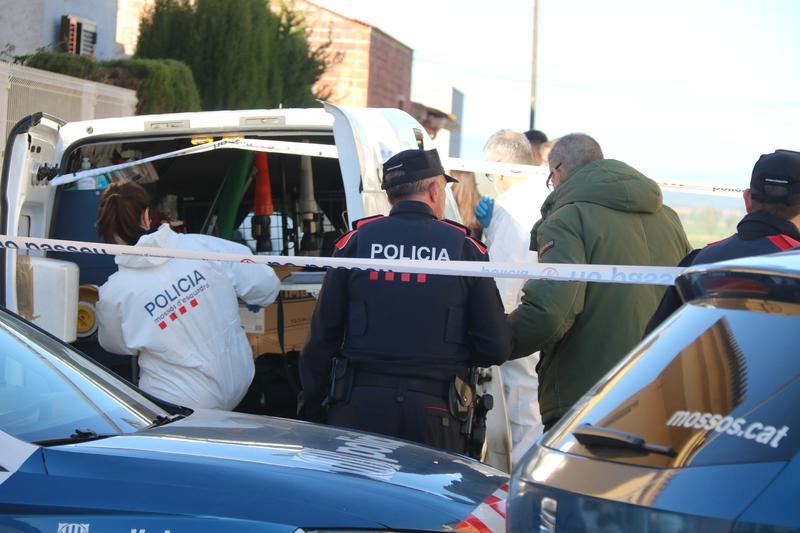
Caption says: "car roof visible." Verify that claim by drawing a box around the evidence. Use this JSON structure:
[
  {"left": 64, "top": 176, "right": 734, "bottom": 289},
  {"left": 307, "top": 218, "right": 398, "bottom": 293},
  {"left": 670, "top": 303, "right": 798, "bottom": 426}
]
[
  {"left": 57, "top": 108, "right": 335, "bottom": 149},
  {"left": 63, "top": 108, "right": 333, "bottom": 130},
  {"left": 682, "top": 249, "right": 800, "bottom": 280}
]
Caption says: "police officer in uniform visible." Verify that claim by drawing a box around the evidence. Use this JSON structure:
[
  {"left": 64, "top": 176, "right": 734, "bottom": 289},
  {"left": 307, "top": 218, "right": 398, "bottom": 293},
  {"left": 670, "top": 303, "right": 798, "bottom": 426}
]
[
  {"left": 645, "top": 149, "right": 800, "bottom": 335},
  {"left": 299, "top": 148, "right": 511, "bottom": 453}
]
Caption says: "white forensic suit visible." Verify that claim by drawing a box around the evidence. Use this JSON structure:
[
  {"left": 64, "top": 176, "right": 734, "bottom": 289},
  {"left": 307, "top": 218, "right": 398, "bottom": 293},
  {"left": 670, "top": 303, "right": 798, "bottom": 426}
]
[
  {"left": 97, "top": 224, "right": 280, "bottom": 410},
  {"left": 485, "top": 177, "right": 550, "bottom": 467}
]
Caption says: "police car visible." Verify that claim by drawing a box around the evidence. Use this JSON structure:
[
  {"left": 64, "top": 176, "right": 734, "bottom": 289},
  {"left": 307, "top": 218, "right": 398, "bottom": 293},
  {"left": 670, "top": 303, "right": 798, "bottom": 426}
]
[
  {"left": 0, "top": 304, "right": 508, "bottom": 531},
  {"left": 507, "top": 250, "right": 800, "bottom": 532}
]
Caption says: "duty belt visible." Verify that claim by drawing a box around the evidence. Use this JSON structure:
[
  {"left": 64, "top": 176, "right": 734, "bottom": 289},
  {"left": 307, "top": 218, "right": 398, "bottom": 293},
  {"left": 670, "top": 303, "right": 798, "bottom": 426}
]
[{"left": 353, "top": 371, "right": 450, "bottom": 398}]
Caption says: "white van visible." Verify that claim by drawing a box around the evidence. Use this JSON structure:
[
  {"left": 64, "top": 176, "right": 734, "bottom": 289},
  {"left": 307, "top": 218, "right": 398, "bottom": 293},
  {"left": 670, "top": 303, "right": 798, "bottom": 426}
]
[{"left": 0, "top": 103, "right": 463, "bottom": 377}]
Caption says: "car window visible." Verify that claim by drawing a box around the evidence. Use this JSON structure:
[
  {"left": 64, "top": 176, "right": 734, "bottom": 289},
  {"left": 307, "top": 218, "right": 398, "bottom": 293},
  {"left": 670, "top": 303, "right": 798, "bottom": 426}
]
[
  {"left": 0, "top": 311, "right": 167, "bottom": 443},
  {"left": 544, "top": 298, "right": 800, "bottom": 468}
]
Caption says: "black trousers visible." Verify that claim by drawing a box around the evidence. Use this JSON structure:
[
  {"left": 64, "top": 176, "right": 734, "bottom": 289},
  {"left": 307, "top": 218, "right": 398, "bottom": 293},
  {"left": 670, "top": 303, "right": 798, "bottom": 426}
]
[{"left": 328, "top": 385, "right": 467, "bottom": 454}]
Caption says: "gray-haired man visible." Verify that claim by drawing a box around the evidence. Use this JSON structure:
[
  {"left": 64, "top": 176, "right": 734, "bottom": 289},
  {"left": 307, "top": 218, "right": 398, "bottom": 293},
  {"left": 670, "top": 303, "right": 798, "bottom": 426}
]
[
  {"left": 478, "top": 130, "right": 549, "bottom": 468},
  {"left": 509, "top": 133, "right": 692, "bottom": 429}
]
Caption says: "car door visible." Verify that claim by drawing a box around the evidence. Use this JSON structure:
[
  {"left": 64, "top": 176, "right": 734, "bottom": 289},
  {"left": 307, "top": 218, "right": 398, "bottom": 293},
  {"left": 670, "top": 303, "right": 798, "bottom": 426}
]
[
  {"left": 326, "top": 103, "right": 463, "bottom": 225},
  {"left": 0, "top": 113, "right": 65, "bottom": 311}
]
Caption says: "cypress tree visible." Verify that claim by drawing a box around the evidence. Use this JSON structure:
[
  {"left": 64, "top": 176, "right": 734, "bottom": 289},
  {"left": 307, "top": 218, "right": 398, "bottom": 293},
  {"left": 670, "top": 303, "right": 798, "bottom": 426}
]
[{"left": 136, "top": 0, "right": 332, "bottom": 110}]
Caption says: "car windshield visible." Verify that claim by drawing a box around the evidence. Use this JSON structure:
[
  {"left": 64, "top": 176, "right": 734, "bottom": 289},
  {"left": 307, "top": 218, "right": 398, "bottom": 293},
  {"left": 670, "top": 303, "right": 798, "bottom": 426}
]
[
  {"left": 0, "top": 310, "right": 169, "bottom": 443},
  {"left": 543, "top": 296, "right": 800, "bottom": 468}
]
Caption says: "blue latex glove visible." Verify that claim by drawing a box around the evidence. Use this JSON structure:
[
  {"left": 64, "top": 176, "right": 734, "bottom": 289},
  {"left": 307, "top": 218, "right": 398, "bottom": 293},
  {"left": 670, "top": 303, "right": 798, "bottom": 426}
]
[
  {"left": 246, "top": 304, "right": 261, "bottom": 313},
  {"left": 475, "top": 195, "right": 494, "bottom": 228}
]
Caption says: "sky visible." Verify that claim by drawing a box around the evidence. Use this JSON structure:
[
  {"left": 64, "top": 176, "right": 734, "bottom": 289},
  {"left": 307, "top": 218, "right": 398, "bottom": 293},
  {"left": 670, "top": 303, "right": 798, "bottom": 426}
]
[{"left": 313, "top": 0, "right": 800, "bottom": 190}]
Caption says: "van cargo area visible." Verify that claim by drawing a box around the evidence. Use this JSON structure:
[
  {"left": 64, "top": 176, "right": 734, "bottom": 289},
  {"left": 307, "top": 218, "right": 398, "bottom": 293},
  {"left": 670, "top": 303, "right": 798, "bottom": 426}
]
[
  {"left": 48, "top": 133, "right": 345, "bottom": 417},
  {"left": 57, "top": 134, "right": 346, "bottom": 254}
]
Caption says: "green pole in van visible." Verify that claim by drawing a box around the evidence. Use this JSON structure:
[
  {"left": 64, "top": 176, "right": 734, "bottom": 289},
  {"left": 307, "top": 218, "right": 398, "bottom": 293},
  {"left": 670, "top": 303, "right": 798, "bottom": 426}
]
[{"left": 215, "top": 151, "right": 253, "bottom": 240}]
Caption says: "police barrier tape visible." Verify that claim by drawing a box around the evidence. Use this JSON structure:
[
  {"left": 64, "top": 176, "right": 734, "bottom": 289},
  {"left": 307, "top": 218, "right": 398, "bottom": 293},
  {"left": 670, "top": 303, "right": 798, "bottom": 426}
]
[
  {"left": 49, "top": 138, "right": 339, "bottom": 187},
  {"left": 0, "top": 234, "right": 684, "bottom": 286},
  {"left": 49, "top": 137, "right": 745, "bottom": 198}
]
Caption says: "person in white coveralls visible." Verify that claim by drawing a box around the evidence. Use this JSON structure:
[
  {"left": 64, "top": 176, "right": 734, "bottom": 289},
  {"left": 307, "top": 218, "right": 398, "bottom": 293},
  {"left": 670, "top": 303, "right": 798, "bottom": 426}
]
[
  {"left": 95, "top": 179, "right": 280, "bottom": 410},
  {"left": 475, "top": 130, "right": 549, "bottom": 467}
]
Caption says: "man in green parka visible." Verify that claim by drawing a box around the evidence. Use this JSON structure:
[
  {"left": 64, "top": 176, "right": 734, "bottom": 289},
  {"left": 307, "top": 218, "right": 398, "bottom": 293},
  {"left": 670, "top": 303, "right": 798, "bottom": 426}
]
[{"left": 508, "top": 133, "right": 692, "bottom": 430}]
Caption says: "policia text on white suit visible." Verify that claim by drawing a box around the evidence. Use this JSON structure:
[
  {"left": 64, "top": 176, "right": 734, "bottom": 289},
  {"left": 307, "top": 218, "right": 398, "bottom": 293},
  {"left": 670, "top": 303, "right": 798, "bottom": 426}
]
[{"left": 97, "top": 224, "right": 280, "bottom": 411}]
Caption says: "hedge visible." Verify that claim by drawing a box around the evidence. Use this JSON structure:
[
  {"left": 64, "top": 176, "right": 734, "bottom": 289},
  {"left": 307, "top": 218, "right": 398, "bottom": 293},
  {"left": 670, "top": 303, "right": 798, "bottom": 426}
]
[
  {"left": 23, "top": 52, "right": 201, "bottom": 115},
  {"left": 24, "top": 52, "right": 99, "bottom": 79},
  {"left": 136, "top": 0, "right": 332, "bottom": 110},
  {"left": 100, "top": 58, "right": 201, "bottom": 114}
]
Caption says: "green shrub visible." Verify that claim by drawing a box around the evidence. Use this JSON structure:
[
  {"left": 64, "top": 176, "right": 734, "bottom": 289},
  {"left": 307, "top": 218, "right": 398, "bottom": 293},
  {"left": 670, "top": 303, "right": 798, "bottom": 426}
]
[
  {"left": 24, "top": 52, "right": 99, "bottom": 79},
  {"left": 100, "top": 58, "right": 201, "bottom": 114},
  {"left": 23, "top": 52, "right": 201, "bottom": 115},
  {"left": 136, "top": 0, "right": 334, "bottom": 110}
]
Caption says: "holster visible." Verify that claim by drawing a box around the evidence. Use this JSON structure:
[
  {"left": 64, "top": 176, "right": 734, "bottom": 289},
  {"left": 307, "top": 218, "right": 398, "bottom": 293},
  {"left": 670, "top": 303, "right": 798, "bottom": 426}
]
[
  {"left": 448, "top": 375, "right": 474, "bottom": 422},
  {"left": 324, "top": 357, "right": 354, "bottom": 407}
]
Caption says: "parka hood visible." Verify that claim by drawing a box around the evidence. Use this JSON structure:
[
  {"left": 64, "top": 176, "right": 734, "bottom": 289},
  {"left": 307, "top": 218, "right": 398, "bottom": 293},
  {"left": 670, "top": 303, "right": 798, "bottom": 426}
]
[
  {"left": 115, "top": 224, "right": 175, "bottom": 268},
  {"left": 542, "top": 159, "right": 663, "bottom": 218}
]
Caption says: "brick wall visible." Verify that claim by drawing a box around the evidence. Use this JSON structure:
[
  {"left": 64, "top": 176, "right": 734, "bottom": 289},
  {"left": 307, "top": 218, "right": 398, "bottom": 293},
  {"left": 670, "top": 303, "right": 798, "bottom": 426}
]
[
  {"left": 291, "top": 0, "right": 412, "bottom": 109},
  {"left": 367, "top": 29, "right": 412, "bottom": 108},
  {"left": 298, "top": 1, "right": 372, "bottom": 107}
]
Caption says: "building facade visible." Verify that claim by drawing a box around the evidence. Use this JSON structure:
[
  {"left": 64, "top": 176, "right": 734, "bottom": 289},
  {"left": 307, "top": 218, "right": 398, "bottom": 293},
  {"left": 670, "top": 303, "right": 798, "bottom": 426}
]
[
  {"left": 289, "top": 0, "right": 412, "bottom": 109},
  {"left": 411, "top": 85, "right": 464, "bottom": 157},
  {"left": 0, "top": 0, "right": 119, "bottom": 59}
]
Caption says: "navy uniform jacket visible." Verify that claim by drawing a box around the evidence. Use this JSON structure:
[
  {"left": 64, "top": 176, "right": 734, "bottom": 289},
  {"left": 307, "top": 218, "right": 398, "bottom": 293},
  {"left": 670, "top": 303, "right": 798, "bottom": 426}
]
[
  {"left": 299, "top": 200, "right": 512, "bottom": 417},
  {"left": 644, "top": 211, "right": 800, "bottom": 336}
]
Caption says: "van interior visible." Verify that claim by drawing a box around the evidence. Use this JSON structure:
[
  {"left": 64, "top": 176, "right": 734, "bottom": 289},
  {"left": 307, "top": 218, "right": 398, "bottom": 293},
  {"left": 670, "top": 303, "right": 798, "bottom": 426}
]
[
  {"left": 56, "top": 133, "right": 346, "bottom": 257},
  {"left": 46, "top": 132, "right": 346, "bottom": 416}
]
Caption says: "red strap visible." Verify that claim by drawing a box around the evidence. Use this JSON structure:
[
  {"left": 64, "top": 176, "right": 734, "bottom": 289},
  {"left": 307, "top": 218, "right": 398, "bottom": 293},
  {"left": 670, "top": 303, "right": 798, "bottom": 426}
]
[
  {"left": 438, "top": 219, "right": 468, "bottom": 235},
  {"left": 354, "top": 215, "right": 384, "bottom": 229},
  {"left": 334, "top": 230, "right": 357, "bottom": 250},
  {"left": 706, "top": 235, "right": 734, "bottom": 247},
  {"left": 467, "top": 236, "right": 487, "bottom": 254},
  {"left": 768, "top": 234, "right": 800, "bottom": 251}
]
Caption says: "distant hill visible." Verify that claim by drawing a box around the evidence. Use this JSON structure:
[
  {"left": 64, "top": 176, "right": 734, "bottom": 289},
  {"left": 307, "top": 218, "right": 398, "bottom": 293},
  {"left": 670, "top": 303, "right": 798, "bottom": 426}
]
[
  {"left": 663, "top": 191, "right": 745, "bottom": 248},
  {"left": 663, "top": 190, "right": 745, "bottom": 210}
]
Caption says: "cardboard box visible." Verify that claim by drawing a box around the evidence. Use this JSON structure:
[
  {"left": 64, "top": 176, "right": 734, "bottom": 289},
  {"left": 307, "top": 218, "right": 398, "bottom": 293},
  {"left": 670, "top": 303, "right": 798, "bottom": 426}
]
[
  {"left": 272, "top": 265, "right": 299, "bottom": 281},
  {"left": 239, "top": 294, "right": 317, "bottom": 357}
]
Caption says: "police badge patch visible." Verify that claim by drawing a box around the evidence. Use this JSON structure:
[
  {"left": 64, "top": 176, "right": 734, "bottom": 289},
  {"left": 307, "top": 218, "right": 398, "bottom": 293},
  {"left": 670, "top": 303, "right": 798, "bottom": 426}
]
[{"left": 58, "top": 524, "right": 90, "bottom": 533}]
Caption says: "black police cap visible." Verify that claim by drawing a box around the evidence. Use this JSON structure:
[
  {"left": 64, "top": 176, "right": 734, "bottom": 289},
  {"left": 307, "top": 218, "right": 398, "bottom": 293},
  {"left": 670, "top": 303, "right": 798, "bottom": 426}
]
[
  {"left": 751, "top": 149, "right": 800, "bottom": 205},
  {"left": 381, "top": 148, "right": 458, "bottom": 190}
]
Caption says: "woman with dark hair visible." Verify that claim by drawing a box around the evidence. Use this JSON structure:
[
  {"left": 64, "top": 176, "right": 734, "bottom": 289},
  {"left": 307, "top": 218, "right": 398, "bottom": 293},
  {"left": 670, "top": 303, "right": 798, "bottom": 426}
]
[{"left": 95, "top": 179, "right": 280, "bottom": 410}]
